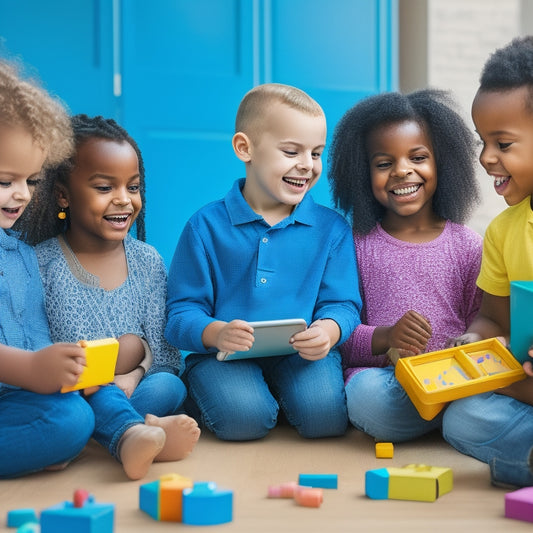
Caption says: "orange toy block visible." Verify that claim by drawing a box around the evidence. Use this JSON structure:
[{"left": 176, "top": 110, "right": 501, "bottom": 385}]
[
  {"left": 375, "top": 442, "right": 394, "bottom": 459},
  {"left": 294, "top": 487, "right": 323, "bottom": 508},
  {"left": 61, "top": 338, "right": 119, "bottom": 393},
  {"left": 159, "top": 473, "right": 193, "bottom": 522}
]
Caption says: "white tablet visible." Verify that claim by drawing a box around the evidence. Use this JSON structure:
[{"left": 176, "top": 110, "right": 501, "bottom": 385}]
[{"left": 216, "top": 319, "right": 307, "bottom": 361}]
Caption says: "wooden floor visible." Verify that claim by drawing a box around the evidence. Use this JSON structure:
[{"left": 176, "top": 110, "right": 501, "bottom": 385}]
[{"left": 1, "top": 425, "right": 531, "bottom": 532}]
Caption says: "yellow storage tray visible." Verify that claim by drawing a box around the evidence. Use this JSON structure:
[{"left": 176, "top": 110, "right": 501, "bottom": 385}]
[
  {"left": 395, "top": 338, "right": 526, "bottom": 420},
  {"left": 61, "top": 338, "right": 119, "bottom": 393}
]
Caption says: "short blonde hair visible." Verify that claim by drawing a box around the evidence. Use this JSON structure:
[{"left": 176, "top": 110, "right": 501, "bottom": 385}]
[
  {"left": 0, "top": 59, "right": 73, "bottom": 167},
  {"left": 235, "top": 83, "right": 324, "bottom": 138}
]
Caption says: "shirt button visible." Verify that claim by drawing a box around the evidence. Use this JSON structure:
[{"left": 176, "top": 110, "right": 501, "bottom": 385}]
[
  {"left": 262, "top": 237, "right": 268, "bottom": 243},
  {"left": 260, "top": 278, "right": 267, "bottom": 284}
]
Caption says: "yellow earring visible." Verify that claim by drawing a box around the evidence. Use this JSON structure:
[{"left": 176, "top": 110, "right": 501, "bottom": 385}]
[{"left": 58, "top": 207, "right": 67, "bottom": 220}]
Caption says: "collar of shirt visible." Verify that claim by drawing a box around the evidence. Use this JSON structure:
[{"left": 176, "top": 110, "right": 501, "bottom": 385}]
[
  {"left": 0, "top": 228, "right": 20, "bottom": 251},
  {"left": 224, "top": 178, "right": 316, "bottom": 229}
]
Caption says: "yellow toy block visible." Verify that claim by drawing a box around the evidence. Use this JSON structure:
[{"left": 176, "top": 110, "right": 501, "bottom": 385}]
[
  {"left": 388, "top": 464, "right": 452, "bottom": 502},
  {"left": 159, "top": 474, "right": 193, "bottom": 522},
  {"left": 366, "top": 464, "right": 453, "bottom": 502},
  {"left": 375, "top": 442, "right": 394, "bottom": 459},
  {"left": 395, "top": 338, "right": 526, "bottom": 420},
  {"left": 61, "top": 338, "right": 119, "bottom": 393}
]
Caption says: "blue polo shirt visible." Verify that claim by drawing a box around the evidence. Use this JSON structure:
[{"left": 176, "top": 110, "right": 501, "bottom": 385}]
[{"left": 165, "top": 178, "right": 361, "bottom": 354}]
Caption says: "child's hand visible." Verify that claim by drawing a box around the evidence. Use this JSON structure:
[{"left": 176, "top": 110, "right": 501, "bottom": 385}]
[
  {"left": 28, "top": 343, "right": 86, "bottom": 394},
  {"left": 387, "top": 311, "right": 431, "bottom": 356},
  {"left": 445, "top": 332, "right": 483, "bottom": 348},
  {"left": 290, "top": 320, "right": 337, "bottom": 361},
  {"left": 215, "top": 319, "right": 255, "bottom": 355}
]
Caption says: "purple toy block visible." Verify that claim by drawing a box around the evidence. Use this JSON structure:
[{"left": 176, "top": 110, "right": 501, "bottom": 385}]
[{"left": 505, "top": 486, "right": 533, "bottom": 523}]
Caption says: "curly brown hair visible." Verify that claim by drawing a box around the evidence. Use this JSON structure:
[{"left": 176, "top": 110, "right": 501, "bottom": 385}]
[{"left": 0, "top": 59, "right": 73, "bottom": 168}]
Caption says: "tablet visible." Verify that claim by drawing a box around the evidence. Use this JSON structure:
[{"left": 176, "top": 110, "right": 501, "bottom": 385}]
[{"left": 216, "top": 319, "right": 307, "bottom": 361}]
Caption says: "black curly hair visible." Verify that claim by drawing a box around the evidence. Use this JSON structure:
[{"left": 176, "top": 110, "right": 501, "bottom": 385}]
[
  {"left": 328, "top": 89, "right": 480, "bottom": 234},
  {"left": 479, "top": 35, "right": 533, "bottom": 110},
  {"left": 20, "top": 114, "right": 146, "bottom": 245}
]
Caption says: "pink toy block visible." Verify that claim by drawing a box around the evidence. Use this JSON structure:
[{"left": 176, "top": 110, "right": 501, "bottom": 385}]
[
  {"left": 505, "top": 486, "right": 533, "bottom": 522},
  {"left": 267, "top": 481, "right": 299, "bottom": 498}
]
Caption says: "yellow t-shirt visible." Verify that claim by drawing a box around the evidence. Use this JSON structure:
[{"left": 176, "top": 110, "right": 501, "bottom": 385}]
[{"left": 477, "top": 195, "right": 533, "bottom": 296}]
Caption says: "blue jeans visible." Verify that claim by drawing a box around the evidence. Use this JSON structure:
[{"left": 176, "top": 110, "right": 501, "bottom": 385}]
[
  {"left": 85, "top": 372, "right": 187, "bottom": 459},
  {"left": 442, "top": 392, "right": 533, "bottom": 487},
  {"left": 345, "top": 367, "right": 443, "bottom": 442},
  {"left": 0, "top": 389, "right": 95, "bottom": 478},
  {"left": 183, "top": 350, "right": 348, "bottom": 441}
]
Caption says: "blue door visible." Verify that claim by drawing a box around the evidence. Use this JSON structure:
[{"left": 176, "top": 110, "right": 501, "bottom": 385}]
[{"left": 1, "top": 0, "right": 397, "bottom": 265}]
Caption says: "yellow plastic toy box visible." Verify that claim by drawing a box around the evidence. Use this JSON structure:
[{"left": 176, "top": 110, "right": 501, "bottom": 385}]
[
  {"left": 395, "top": 338, "right": 526, "bottom": 420},
  {"left": 61, "top": 338, "right": 119, "bottom": 393}
]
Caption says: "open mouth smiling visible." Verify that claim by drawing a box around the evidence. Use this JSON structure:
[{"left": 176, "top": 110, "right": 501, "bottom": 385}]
[
  {"left": 283, "top": 177, "right": 309, "bottom": 188},
  {"left": 391, "top": 184, "right": 421, "bottom": 196}
]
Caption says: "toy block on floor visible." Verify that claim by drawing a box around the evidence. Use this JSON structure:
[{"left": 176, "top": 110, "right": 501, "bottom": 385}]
[
  {"left": 298, "top": 473, "right": 338, "bottom": 489},
  {"left": 267, "top": 481, "right": 299, "bottom": 498},
  {"left": 61, "top": 338, "right": 119, "bottom": 393},
  {"left": 505, "top": 486, "right": 533, "bottom": 522},
  {"left": 139, "top": 480, "right": 160, "bottom": 520},
  {"left": 40, "top": 493, "right": 114, "bottom": 533},
  {"left": 6, "top": 508, "right": 38, "bottom": 528},
  {"left": 294, "top": 487, "right": 323, "bottom": 508},
  {"left": 375, "top": 442, "right": 394, "bottom": 458},
  {"left": 159, "top": 473, "right": 193, "bottom": 522},
  {"left": 182, "top": 482, "right": 233, "bottom": 526},
  {"left": 366, "top": 464, "right": 453, "bottom": 502}
]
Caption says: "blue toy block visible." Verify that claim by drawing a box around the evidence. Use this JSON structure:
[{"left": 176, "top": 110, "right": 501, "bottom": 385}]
[
  {"left": 139, "top": 480, "right": 160, "bottom": 520},
  {"left": 182, "top": 482, "right": 233, "bottom": 526},
  {"left": 16, "top": 524, "right": 40, "bottom": 533},
  {"left": 40, "top": 496, "right": 114, "bottom": 533},
  {"left": 298, "top": 473, "right": 338, "bottom": 489},
  {"left": 365, "top": 468, "right": 390, "bottom": 500},
  {"left": 7, "top": 508, "right": 39, "bottom": 528}
]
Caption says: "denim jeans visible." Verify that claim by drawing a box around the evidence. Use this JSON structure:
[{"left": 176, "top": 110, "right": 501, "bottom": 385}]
[
  {"left": 345, "top": 367, "right": 443, "bottom": 442},
  {"left": 85, "top": 371, "right": 187, "bottom": 459},
  {"left": 442, "top": 392, "right": 533, "bottom": 487},
  {"left": 183, "top": 349, "right": 348, "bottom": 441},
  {"left": 0, "top": 389, "right": 95, "bottom": 478}
]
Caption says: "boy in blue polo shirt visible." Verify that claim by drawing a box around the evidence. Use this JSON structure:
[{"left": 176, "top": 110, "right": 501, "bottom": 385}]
[{"left": 165, "top": 83, "right": 361, "bottom": 441}]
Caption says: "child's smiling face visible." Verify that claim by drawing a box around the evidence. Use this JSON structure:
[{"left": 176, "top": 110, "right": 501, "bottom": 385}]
[
  {"left": 0, "top": 125, "right": 46, "bottom": 229},
  {"left": 367, "top": 119, "right": 437, "bottom": 220},
  {"left": 472, "top": 86, "right": 533, "bottom": 206},
  {"left": 237, "top": 102, "right": 326, "bottom": 223}
]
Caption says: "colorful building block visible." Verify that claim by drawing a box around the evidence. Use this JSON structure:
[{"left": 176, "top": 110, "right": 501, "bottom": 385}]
[
  {"left": 375, "top": 442, "right": 394, "bottom": 458},
  {"left": 159, "top": 473, "right": 193, "bottom": 522},
  {"left": 267, "top": 481, "right": 299, "bottom": 498},
  {"left": 505, "top": 486, "right": 533, "bottom": 522},
  {"left": 182, "top": 482, "right": 233, "bottom": 526},
  {"left": 294, "top": 487, "right": 323, "bottom": 508},
  {"left": 61, "top": 338, "right": 119, "bottom": 393},
  {"left": 6, "top": 508, "right": 38, "bottom": 528},
  {"left": 16, "top": 524, "right": 39, "bottom": 533},
  {"left": 365, "top": 464, "right": 453, "bottom": 502},
  {"left": 139, "top": 480, "right": 160, "bottom": 520},
  {"left": 298, "top": 474, "right": 338, "bottom": 489},
  {"left": 40, "top": 493, "right": 114, "bottom": 533}
]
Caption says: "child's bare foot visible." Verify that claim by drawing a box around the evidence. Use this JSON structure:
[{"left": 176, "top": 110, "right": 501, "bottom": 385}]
[
  {"left": 145, "top": 413, "right": 201, "bottom": 462},
  {"left": 118, "top": 424, "right": 166, "bottom": 480}
]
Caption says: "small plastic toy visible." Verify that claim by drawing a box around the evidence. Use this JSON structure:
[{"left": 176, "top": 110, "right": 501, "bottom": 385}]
[
  {"left": 6, "top": 508, "right": 38, "bottom": 528},
  {"left": 182, "top": 482, "right": 233, "bottom": 526},
  {"left": 365, "top": 464, "right": 453, "bottom": 502},
  {"left": 395, "top": 338, "right": 526, "bottom": 420},
  {"left": 139, "top": 474, "right": 232, "bottom": 526},
  {"left": 375, "top": 442, "right": 394, "bottom": 459},
  {"left": 505, "top": 486, "right": 533, "bottom": 523},
  {"left": 298, "top": 473, "right": 338, "bottom": 489},
  {"left": 267, "top": 481, "right": 299, "bottom": 498},
  {"left": 293, "top": 487, "right": 323, "bottom": 508},
  {"left": 61, "top": 338, "right": 119, "bottom": 393},
  {"left": 40, "top": 490, "right": 114, "bottom": 533},
  {"left": 510, "top": 280, "right": 533, "bottom": 363}
]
